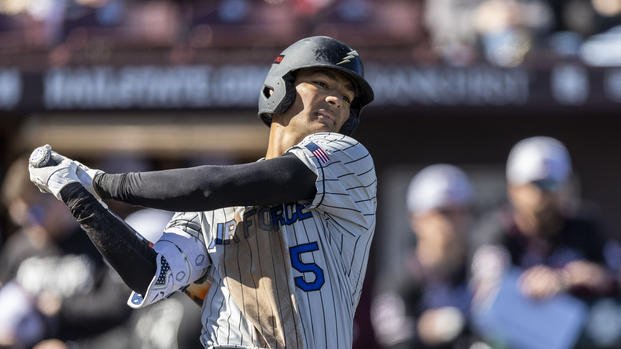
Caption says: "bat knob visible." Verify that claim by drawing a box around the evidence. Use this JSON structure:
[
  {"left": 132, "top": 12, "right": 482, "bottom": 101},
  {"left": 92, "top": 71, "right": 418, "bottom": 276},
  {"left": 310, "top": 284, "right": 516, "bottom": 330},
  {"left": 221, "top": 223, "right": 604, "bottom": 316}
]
[{"left": 29, "top": 144, "right": 54, "bottom": 168}]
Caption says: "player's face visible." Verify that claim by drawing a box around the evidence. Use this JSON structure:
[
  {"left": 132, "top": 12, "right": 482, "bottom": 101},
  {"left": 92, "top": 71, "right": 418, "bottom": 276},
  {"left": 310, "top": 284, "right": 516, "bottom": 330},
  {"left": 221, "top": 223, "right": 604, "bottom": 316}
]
[
  {"left": 284, "top": 69, "right": 355, "bottom": 134},
  {"left": 508, "top": 183, "right": 563, "bottom": 236},
  {"left": 410, "top": 207, "right": 470, "bottom": 274}
]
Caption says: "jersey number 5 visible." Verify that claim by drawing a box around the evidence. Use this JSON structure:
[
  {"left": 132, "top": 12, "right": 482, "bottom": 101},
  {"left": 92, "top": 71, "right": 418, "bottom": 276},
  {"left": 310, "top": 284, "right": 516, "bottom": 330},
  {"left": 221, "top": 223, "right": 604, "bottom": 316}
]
[{"left": 289, "top": 242, "right": 325, "bottom": 291}]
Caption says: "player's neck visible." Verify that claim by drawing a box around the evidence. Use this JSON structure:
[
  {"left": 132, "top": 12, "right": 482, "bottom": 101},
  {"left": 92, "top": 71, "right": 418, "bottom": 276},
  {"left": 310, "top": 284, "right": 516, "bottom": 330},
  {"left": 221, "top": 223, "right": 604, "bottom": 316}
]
[{"left": 265, "top": 123, "right": 305, "bottom": 159}]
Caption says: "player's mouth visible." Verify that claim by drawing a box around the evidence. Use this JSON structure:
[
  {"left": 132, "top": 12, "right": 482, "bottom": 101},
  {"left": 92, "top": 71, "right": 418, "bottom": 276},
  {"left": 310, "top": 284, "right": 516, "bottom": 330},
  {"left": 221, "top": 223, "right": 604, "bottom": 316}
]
[{"left": 314, "top": 110, "right": 335, "bottom": 127}]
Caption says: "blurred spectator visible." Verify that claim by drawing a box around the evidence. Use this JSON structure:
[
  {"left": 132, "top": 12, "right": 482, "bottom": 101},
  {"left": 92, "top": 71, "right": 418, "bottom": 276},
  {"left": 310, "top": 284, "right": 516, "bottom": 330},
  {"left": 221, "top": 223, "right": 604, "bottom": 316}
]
[
  {"left": 371, "top": 164, "right": 482, "bottom": 349},
  {"left": 580, "top": 25, "right": 621, "bottom": 66},
  {"left": 123, "top": 1, "right": 180, "bottom": 46},
  {"left": 579, "top": 0, "right": 621, "bottom": 67},
  {"left": 314, "top": 0, "right": 429, "bottom": 58},
  {"left": 423, "top": 0, "right": 559, "bottom": 66},
  {"left": 0, "top": 156, "right": 131, "bottom": 349},
  {"left": 122, "top": 207, "right": 203, "bottom": 349},
  {"left": 424, "top": 0, "right": 482, "bottom": 66},
  {"left": 0, "top": 0, "right": 618, "bottom": 66},
  {"left": 59, "top": 0, "right": 127, "bottom": 42},
  {"left": 547, "top": 0, "right": 593, "bottom": 35},
  {"left": 591, "top": 0, "right": 621, "bottom": 32},
  {"left": 470, "top": 136, "right": 621, "bottom": 349},
  {"left": 473, "top": 0, "right": 554, "bottom": 67},
  {"left": 547, "top": 0, "right": 621, "bottom": 36},
  {"left": 188, "top": 0, "right": 300, "bottom": 50}
]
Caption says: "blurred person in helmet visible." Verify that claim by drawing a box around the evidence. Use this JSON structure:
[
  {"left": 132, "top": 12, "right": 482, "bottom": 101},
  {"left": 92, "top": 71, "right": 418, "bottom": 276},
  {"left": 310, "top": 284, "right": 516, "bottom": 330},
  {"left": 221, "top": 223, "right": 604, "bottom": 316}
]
[
  {"left": 470, "top": 136, "right": 621, "bottom": 348},
  {"left": 372, "top": 164, "right": 481, "bottom": 349},
  {"left": 28, "top": 36, "right": 376, "bottom": 349}
]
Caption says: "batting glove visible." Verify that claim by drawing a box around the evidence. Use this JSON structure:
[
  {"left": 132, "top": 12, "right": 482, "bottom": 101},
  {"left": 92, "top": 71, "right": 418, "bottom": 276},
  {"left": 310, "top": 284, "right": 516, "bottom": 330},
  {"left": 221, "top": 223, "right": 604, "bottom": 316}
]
[
  {"left": 29, "top": 157, "right": 80, "bottom": 200},
  {"left": 50, "top": 151, "right": 107, "bottom": 206},
  {"left": 71, "top": 158, "right": 104, "bottom": 198}
]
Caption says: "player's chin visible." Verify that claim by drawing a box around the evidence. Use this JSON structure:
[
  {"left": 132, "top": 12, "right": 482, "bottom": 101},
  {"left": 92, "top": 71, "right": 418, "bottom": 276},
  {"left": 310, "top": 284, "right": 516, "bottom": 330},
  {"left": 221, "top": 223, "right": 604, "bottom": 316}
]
[{"left": 312, "top": 120, "right": 337, "bottom": 133}]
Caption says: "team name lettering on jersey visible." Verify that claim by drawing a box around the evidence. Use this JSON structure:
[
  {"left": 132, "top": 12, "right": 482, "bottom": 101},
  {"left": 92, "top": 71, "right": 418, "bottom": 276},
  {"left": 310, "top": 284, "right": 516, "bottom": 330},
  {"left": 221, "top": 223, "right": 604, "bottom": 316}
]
[
  {"left": 215, "top": 219, "right": 238, "bottom": 245},
  {"left": 271, "top": 203, "right": 313, "bottom": 226},
  {"left": 215, "top": 203, "right": 313, "bottom": 245}
]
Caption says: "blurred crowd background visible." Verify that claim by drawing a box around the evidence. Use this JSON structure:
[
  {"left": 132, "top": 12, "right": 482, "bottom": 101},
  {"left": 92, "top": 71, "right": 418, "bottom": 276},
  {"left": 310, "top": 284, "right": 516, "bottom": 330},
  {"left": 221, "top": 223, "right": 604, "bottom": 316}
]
[
  {"left": 1, "top": 1, "right": 621, "bottom": 349},
  {"left": 0, "top": 0, "right": 620, "bottom": 66}
]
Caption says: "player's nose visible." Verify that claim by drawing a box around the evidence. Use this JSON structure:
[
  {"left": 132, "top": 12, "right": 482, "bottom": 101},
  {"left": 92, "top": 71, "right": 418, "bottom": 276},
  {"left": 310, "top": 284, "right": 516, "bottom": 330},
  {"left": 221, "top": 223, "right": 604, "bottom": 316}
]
[{"left": 325, "top": 94, "right": 344, "bottom": 109}]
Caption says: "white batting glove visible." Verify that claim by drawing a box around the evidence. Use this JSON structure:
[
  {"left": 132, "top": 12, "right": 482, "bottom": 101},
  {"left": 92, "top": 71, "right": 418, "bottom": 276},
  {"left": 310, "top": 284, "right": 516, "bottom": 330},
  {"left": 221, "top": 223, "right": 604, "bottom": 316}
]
[
  {"left": 44, "top": 150, "right": 104, "bottom": 199},
  {"left": 68, "top": 156, "right": 104, "bottom": 197},
  {"left": 29, "top": 145, "right": 107, "bottom": 204},
  {"left": 29, "top": 157, "right": 80, "bottom": 200},
  {"left": 52, "top": 152, "right": 108, "bottom": 208}
]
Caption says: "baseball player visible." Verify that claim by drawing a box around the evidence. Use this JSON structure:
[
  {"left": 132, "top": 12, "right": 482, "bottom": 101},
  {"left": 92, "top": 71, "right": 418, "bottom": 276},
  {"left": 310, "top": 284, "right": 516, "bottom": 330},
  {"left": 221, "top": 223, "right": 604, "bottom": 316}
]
[{"left": 28, "top": 36, "right": 376, "bottom": 349}]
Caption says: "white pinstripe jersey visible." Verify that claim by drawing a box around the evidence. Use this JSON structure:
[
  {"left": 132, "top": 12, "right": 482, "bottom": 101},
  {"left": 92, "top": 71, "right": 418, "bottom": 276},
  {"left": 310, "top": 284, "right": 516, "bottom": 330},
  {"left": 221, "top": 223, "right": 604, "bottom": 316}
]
[{"left": 162, "top": 132, "right": 376, "bottom": 349}]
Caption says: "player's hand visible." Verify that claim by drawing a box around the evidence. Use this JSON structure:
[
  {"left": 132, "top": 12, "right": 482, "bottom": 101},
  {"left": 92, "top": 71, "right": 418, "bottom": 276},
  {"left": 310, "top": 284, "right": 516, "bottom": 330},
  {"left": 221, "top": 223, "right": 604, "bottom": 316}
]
[
  {"left": 519, "top": 265, "right": 567, "bottom": 299},
  {"left": 32, "top": 339, "right": 67, "bottom": 349},
  {"left": 417, "top": 307, "right": 465, "bottom": 345},
  {"left": 30, "top": 145, "right": 105, "bottom": 201},
  {"left": 71, "top": 157, "right": 104, "bottom": 199},
  {"left": 46, "top": 149, "right": 103, "bottom": 197},
  {"left": 28, "top": 157, "right": 80, "bottom": 200},
  {"left": 563, "top": 260, "right": 609, "bottom": 291}
]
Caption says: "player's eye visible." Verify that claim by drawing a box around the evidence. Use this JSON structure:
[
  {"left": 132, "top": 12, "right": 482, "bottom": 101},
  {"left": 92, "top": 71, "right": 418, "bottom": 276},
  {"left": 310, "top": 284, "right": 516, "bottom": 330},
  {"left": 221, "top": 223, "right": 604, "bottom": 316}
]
[
  {"left": 313, "top": 80, "right": 329, "bottom": 89},
  {"left": 312, "top": 79, "right": 352, "bottom": 104}
]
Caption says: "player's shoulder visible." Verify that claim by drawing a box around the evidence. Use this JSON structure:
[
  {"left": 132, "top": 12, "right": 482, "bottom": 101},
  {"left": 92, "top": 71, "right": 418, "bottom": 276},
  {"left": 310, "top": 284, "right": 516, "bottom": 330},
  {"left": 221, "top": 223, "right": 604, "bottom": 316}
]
[
  {"left": 289, "top": 132, "right": 375, "bottom": 175},
  {"left": 298, "top": 132, "right": 371, "bottom": 157}
]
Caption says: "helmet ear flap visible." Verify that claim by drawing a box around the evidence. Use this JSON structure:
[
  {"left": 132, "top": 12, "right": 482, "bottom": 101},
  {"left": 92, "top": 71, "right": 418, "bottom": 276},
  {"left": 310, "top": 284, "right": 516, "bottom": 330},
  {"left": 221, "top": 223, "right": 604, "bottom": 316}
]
[
  {"left": 259, "top": 72, "right": 297, "bottom": 126},
  {"left": 273, "top": 77, "right": 296, "bottom": 115}
]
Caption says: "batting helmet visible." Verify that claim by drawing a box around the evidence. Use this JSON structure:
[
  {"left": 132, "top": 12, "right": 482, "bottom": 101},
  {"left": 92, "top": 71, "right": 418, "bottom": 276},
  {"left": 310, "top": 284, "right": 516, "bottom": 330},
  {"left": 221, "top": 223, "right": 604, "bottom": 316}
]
[{"left": 258, "top": 36, "right": 374, "bottom": 136}]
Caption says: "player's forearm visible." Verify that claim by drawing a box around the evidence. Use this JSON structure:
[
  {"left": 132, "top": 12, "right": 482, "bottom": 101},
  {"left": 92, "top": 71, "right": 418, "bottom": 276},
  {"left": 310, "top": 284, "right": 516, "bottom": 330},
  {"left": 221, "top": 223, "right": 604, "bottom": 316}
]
[
  {"left": 60, "top": 183, "right": 156, "bottom": 295},
  {"left": 93, "top": 154, "right": 317, "bottom": 211}
]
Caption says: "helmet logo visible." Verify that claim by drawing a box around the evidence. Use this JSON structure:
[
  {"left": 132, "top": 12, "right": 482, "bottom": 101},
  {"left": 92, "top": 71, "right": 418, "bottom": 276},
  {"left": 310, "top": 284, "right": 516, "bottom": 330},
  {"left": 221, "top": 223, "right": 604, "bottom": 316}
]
[
  {"left": 274, "top": 55, "right": 285, "bottom": 64},
  {"left": 337, "top": 50, "right": 359, "bottom": 65}
]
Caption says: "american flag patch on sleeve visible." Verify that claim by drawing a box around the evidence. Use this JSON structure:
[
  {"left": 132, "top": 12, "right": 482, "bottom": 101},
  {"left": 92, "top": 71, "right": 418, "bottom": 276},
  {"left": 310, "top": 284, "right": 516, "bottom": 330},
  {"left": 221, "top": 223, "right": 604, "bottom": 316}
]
[{"left": 305, "top": 142, "right": 330, "bottom": 164}]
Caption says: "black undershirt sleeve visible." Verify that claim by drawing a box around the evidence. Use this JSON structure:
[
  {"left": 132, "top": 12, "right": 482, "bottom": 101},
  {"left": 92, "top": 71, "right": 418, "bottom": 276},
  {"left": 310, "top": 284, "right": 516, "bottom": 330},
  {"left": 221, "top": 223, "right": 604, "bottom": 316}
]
[
  {"left": 60, "top": 183, "right": 156, "bottom": 295},
  {"left": 93, "top": 153, "right": 318, "bottom": 212}
]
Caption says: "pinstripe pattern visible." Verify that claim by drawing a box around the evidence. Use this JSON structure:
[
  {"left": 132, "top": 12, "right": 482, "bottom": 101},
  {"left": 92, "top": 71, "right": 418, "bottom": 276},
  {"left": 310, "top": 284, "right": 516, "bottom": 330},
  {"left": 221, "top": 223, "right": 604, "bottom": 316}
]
[{"left": 158, "top": 133, "right": 376, "bottom": 349}]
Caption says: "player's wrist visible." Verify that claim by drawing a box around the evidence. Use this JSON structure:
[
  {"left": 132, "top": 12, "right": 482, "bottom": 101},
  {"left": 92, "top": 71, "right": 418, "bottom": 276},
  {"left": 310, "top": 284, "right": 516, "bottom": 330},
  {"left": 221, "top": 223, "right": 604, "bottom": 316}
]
[
  {"left": 91, "top": 171, "right": 109, "bottom": 199},
  {"left": 59, "top": 182, "right": 85, "bottom": 203}
]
